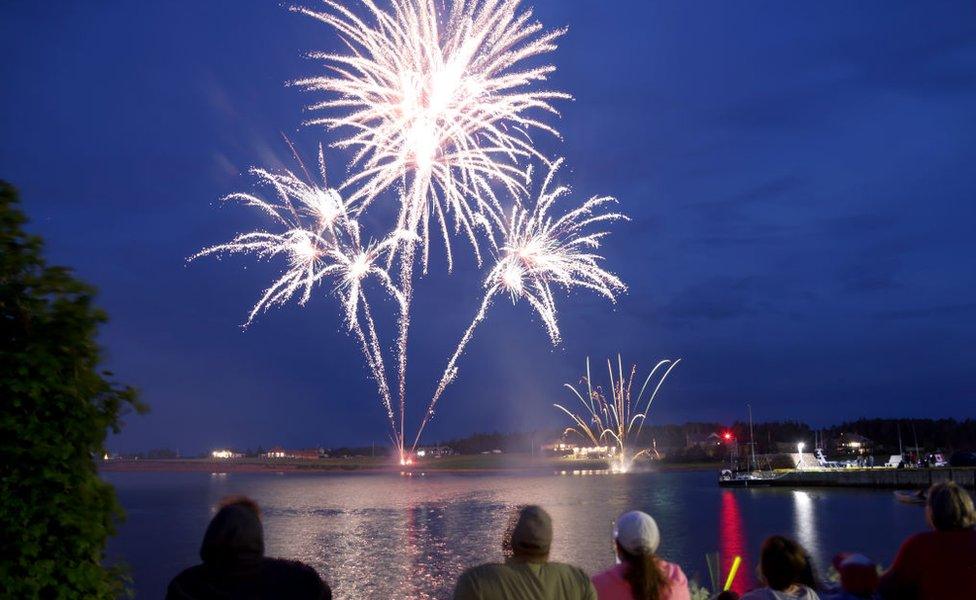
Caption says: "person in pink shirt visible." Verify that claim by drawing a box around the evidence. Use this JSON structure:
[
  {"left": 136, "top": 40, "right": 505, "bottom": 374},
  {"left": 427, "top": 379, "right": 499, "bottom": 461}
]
[{"left": 592, "top": 511, "right": 691, "bottom": 600}]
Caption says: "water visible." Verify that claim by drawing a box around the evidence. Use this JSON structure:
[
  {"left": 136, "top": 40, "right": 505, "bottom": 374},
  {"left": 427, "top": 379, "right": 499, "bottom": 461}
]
[{"left": 103, "top": 469, "right": 926, "bottom": 599}]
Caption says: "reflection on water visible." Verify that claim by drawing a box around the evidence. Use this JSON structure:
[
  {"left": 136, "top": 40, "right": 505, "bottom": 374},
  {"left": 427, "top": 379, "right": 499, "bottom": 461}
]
[
  {"left": 792, "top": 490, "right": 821, "bottom": 562},
  {"left": 720, "top": 490, "right": 751, "bottom": 593},
  {"left": 104, "top": 470, "right": 926, "bottom": 599}
]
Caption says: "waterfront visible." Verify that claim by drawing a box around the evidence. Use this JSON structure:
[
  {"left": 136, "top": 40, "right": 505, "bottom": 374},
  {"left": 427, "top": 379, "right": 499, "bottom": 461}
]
[{"left": 104, "top": 469, "right": 927, "bottom": 598}]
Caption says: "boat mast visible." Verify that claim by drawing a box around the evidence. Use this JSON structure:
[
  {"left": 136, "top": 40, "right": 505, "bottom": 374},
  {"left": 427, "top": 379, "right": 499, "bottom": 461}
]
[{"left": 748, "top": 403, "right": 758, "bottom": 472}]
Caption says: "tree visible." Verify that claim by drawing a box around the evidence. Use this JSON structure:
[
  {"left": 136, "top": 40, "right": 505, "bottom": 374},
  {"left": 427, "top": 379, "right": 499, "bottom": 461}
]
[{"left": 0, "top": 181, "right": 146, "bottom": 598}]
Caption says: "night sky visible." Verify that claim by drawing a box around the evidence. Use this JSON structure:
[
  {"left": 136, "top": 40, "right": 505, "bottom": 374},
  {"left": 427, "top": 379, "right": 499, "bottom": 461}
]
[{"left": 2, "top": 1, "right": 975, "bottom": 454}]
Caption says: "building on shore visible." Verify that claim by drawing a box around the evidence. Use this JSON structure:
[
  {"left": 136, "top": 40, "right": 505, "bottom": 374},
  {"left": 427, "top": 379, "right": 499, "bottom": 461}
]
[
  {"left": 211, "top": 449, "right": 243, "bottom": 459},
  {"left": 835, "top": 432, "right": 874, "bottom": 456},
  {"left": 416, "top": 445, "right": 455, "bottom": 458},
  {"left": 542, "top": 440, "right": 619, "bottom": 460},
  {"left": 261, "top": 446, "right": 324, "bottom": 460}
]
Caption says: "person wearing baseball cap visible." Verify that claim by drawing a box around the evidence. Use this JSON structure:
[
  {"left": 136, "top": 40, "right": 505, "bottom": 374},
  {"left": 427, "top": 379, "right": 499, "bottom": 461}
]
[
  {"left": 591, "top": 511, "right": 690, "bottom": 600},
  {"left": 452, "top": 505, "right": 597, "bottom": 600}
]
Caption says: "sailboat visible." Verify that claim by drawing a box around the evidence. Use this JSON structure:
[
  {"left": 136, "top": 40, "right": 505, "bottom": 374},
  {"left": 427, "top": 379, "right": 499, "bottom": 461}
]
[{"left": 718, "top": 404, "right": 784, "bottom": 487}]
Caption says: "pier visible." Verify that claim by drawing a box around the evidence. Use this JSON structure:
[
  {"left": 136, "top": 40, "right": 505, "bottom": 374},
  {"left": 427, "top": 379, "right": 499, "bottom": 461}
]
[{"left": 767, "top": 467, "right": 976, "bottom": 490}]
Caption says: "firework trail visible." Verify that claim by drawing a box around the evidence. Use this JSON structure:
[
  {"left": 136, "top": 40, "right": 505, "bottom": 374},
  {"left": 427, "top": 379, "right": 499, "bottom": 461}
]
[
  {"left": 554, "top": 356, "right": 681, "bottom": 473},
  {"left": 292, "top": 0, "right": 571, "bottom": 458},
  {"left": 196, "top": 1, "right": 629, "bottom": 460},
  {"left": 412, "top": 159, "right": 627, "bottom": 449},
  {"left": 189, "top": 146, "right": 404, "bottom": 448}
]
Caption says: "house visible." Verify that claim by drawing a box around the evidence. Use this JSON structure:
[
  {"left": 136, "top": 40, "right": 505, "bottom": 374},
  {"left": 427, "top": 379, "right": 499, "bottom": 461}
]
[
  {"left": 541, "top": 439, "right": 617, "bottom": 459},
  {"left": 685, "top": 432, "right": 723, "bottom": 449},
  {"left": 211, "top": 449, "right": 243, "bottom": 459},
  {"left": 835, "top": 433, "right": 873, "bottom": 455},
  {"left": 416, "top": 445, "right": 455, "bottom": 458},
  {"left": 261, "top": 446, "right": 323, "bottom": 460}
]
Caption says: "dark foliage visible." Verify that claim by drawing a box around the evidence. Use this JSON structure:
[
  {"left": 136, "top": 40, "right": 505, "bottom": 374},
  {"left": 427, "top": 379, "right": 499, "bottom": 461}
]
[{"left": 0, "top": 181, "right": 146, "bottom": 598}]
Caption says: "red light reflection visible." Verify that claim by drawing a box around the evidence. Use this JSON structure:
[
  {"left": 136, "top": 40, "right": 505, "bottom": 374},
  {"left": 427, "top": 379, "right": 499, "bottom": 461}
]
[{"left": 719, "top": 490, "right": 752, "bottom": 593}]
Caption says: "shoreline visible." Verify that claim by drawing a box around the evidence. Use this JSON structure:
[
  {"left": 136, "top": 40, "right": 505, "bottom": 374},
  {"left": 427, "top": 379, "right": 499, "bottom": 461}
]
[{"left": 98, "top": 455, "right": 720, "bottom": 475}]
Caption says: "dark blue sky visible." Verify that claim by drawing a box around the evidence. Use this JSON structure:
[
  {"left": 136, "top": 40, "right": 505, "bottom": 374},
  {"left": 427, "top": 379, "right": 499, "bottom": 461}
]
[{"left": 2, "top": 2, "right": 975, "bottom": 454}]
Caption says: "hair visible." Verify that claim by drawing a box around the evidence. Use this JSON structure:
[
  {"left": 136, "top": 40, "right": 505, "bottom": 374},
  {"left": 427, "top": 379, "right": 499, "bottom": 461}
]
[
  {"left": 219, "top": 495, "right": 261, "bottom": 519},
  {"left": 617, "top": 541, "right": 671, "bottom": 600},
  {"left": 758, "top": 535, "right": 817, "bottom": 591},
  {"left": 927, "top": 481, "right": 976, "bottom": 531}
]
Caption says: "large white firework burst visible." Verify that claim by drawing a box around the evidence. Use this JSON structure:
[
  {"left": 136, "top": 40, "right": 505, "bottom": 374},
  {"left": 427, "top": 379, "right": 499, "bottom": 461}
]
[
  {"left": 195, "top": 1, "right": 633, "bottom": 461},
  {"left": 292, "top": 0, "right": 570, "bottom": 270}
]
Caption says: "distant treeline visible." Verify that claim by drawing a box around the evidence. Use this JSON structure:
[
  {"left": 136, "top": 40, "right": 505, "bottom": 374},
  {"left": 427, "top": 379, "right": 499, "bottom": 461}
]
[
  {"left": 434, "top": 418, "right": 976, "bottom": 458},
  {"left": 120, "top": 418, "right": 976, "bottom": 460}
]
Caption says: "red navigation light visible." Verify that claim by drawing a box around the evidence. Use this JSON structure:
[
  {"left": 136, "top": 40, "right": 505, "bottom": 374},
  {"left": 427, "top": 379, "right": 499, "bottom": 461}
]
[{"left": 723, "top": 432, "right": 733, "bottom": 441}]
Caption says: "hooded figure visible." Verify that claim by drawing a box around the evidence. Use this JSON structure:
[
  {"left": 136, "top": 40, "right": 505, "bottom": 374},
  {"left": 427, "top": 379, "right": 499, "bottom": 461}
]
[{"left": 166, "top": 497, "right": 330, "bottom": 599}]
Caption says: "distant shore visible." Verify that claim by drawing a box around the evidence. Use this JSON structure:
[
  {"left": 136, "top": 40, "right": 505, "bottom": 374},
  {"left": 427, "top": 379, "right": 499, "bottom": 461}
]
[{"left": 98, "top": 454, "right": 719, "bottom": 474}]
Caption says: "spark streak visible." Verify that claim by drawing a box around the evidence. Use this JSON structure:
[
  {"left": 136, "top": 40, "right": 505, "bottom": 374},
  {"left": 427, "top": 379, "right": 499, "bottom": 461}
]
[
  {"left": 555, "top": 356, "right": 681, "bottom": 473},
  {"left": 195, "top": 1, "right": 629, "bottom": 461},
  {"left": 292, "top": 0, "right": 571, "bottom": 460},
  {"left": 189, "top": 148, "right": 403, "bottom": 448},
  {"left": 413, "top": 160, "right": 626, "bottom": 449}
]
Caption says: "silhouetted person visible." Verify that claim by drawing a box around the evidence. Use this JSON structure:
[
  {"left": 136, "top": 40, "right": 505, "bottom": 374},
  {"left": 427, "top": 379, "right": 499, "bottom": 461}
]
[
  {"left": 824, "top": 553, "right": 878, "bottom": 600},
  {"left": 878, "top": 481, "right": 976, "bottom": 599},
  {"left": 740, "top": 535, "right": 820, "bottom": 600},
  {"left": 591, "top": 510, "right": 690, "bottom": 600},
  {"left": 167, "top": 496, "right": 331, "bottom": 600},
  {"left": 452, "top": 505, "right": 597, "bottom": 600}
]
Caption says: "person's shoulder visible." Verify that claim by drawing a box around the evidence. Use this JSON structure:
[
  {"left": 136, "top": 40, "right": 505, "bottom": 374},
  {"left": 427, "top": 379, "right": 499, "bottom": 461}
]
[
  {"left": 463, "top": 561, "right": 508, "bottom": 574},
  {"left": 898, "top": 529, "right": 943, "bottom": 552},
  {"left": 659, "top": 559, "right": 688, "bottom": 585},
  {"left": 546, "top": 561, "right": 594, "bottom": 586},
  {"left": 166, "top": 565, "right": 207, "bottom": 600},
  {"left": 591, "top": 563, "right": 625, "bottom": 584},
  {"left": 739, "top": 588, "right": 775, "bottom": 600},
  {"left": 798, "top": 585, "right": 822, "bottom": 600},
  {"left": 548, "top": 561, "right": 589, "bottom": 575},
  {"left": 458, "top": 562, "right": 509, "bottom": 581},
  {"left": 262, "top": 558, "right": 330, "bottom": 599}
]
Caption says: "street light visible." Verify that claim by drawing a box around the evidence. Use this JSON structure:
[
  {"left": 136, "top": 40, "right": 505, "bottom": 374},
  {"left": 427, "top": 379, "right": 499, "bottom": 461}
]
[{"left": 796, "top": 442, "right": 806, "bottom": 470}]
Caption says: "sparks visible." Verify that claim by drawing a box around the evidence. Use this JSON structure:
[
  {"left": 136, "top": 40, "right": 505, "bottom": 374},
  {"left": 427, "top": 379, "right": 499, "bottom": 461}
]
[
  {"left": 413, "top": 159, "right": 627, "bottom": 449},
  {"left": 189, "top": 148, "right": 403, "bottom": 448},
  {"left": 555, "top": 356, "right": 682, "bottom": 474},
  {"left": 291, "top": 0, "right": 570, "bottom": 270},
  {"left": 194, "top": 1, "right": 630, "bottom": 463},
  {"left": 488, "top": 158, "right": 627, "bottom": 344}
]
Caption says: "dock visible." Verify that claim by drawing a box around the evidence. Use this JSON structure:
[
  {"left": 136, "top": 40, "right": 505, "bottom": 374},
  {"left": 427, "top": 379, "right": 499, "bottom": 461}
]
[{"left": 764, "top": 467, "right": 976, "bottom": 490}]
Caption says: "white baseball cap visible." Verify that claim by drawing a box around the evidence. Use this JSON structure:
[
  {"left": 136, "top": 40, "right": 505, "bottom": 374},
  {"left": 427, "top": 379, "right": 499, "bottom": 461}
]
[{"left": 615, "top": 511, "right": 660, "bottom": 555}]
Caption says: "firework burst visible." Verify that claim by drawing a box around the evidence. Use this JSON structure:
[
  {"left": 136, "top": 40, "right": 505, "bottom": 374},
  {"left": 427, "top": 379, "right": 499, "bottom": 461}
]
[
  {"left": 414, "top": 159, "right": 626, "bottom": 448},
  {"left": 555, "top": 356, "right": 681, "bottom": 473},
  {"left": 291, "top": 0, "right": 570, "bottom": 270},
  {"left": 190, "top": 147, "right": 403, "bottom": 446},
  {"left": 195, "top": 1, "right": 630, "bottom": 462}
]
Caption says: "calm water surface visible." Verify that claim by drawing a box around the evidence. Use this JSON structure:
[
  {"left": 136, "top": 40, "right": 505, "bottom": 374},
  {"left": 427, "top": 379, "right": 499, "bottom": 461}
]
[{"left": 104, "top": 469, "right": 926, "bottom": 599}]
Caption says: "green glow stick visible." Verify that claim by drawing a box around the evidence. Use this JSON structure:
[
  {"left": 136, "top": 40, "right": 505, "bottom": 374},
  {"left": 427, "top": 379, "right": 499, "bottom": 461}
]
[{"left": 723, "top": 555, "right": 742, "bottom": 591}]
